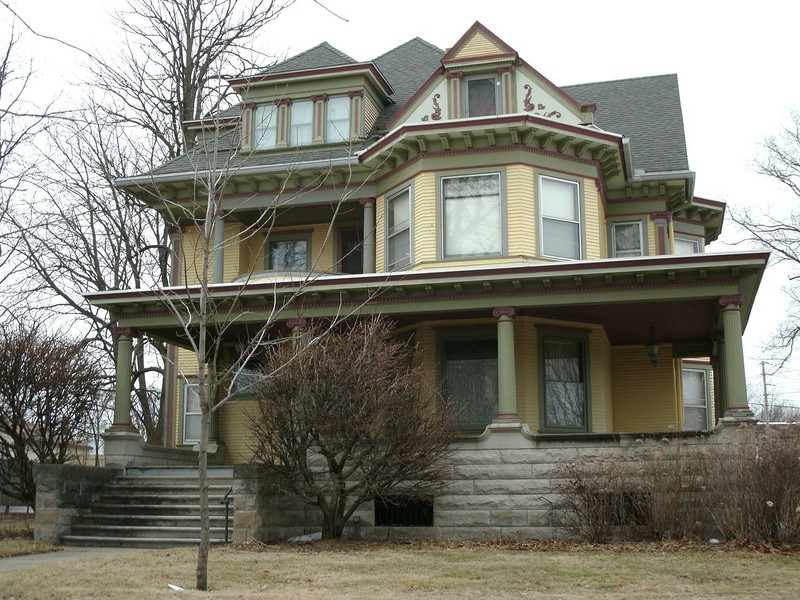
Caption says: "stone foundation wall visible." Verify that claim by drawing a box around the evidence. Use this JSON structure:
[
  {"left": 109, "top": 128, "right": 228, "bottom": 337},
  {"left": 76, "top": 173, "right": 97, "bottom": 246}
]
[
  {"left": 33, "top": 464, "right": 122, "bottom": 542},
  {"left": 236, "top": 423, "right": 752, "bottom": 542}
]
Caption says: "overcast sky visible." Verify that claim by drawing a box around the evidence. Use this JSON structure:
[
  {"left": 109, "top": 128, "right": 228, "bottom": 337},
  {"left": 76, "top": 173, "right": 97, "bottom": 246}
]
[{"left": 9, "top": 0, "right": 800, "bottom": 404}]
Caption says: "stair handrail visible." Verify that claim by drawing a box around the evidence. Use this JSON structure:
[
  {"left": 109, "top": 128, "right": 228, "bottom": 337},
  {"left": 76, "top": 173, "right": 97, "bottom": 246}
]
[{"left": 219, "top": 485, "right": 233, "bottom": 544}]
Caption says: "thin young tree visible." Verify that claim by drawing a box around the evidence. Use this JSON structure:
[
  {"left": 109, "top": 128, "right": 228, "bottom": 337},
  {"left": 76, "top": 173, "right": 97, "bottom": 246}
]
[{"left": 249, "top": 317, "right": 456, "bottom": 539}]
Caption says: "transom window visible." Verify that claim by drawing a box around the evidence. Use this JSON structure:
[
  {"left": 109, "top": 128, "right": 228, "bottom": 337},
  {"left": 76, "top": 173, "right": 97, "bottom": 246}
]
[
  {"left": 465, "top": 76, "right": 497, "bottom": 117},
  {"left": 612, "top": 221, "right": 643, "bottom": 257},
  {"left": 290, "top": 100, "right": 313, "bottom": 146},
  {"left": 326, "top": 96, "right": 351, "bottom": 143},
  {"left": 442, "top": 173, "right": 502, "bottom": 258},
  {"left": 540, "top": 334, "right": 588, "bottom": 431},
  {"left": 183, "top": 382, "right": 201, "bottom": 444},
  {"left": 267, "top": 237, "right": 309, "bottom": 272},
  {"left": 682, "top": 368, "right": 710, "bottom": 429},
  {"left": 442, "top": 337, "right": 498, "bottom": 431},
  {"left": 253, "top": 104, "right": 277, "bottom": 149},
  {"left": 540, "top": 175, "right": 581, "bottom": 260},
  {"left": 386, "top": 188, "right": 411, "bottom": 270}
]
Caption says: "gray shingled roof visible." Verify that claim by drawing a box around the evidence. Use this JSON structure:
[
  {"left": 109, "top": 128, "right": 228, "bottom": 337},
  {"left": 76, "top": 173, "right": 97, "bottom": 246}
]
[
  {"left": 563, "top": 75, "right": 689, "bottom": 174},
  {"left": 133, "top": 43, "right": 689, "bottom": 182},
  {"left": 261, "top": 42, "right": 356, "bottom": 74},
  {"left": 372, "top": 38, "right": 445, "bottom": 130}
]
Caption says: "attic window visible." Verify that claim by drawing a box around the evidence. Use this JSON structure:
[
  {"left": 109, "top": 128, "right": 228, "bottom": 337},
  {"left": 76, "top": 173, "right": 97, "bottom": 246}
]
[
  {"left": 290, "top": 100, "right": 313, "bottom": 146},
  {"left": 254, "top": 104, "right": 277, "bottom": 149},
  {"left": 465, "top": 76, "right": 497, "bottom": 117},
  {"left": 326, "top": 96, "right": 351, "bottom": 143}
]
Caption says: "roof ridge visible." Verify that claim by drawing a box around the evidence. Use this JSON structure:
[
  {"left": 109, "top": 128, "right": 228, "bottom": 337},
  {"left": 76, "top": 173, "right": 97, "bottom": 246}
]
[{"left": 564, "top": 73, "right": 677, "bottom": 88}]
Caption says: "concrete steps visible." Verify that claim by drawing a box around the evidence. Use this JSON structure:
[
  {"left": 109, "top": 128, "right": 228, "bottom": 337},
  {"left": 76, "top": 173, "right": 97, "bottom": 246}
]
[{"left": 61, "top": 466, "right": 234, "bottom": 549}]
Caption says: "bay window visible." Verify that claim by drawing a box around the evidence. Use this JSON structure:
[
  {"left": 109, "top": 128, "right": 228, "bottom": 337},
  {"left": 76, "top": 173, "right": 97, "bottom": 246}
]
[
  {"left": 540, "top": 175, "right": 581, "bottom": 260},
  {"left": 612, "top": 221, "right": 643, "bottom": 258},
  {"left": 442, "top": 173, "right": 502, "bottom": 258},
  {"left": 386, "top": 188, "right": 411, "bottom": 270}
]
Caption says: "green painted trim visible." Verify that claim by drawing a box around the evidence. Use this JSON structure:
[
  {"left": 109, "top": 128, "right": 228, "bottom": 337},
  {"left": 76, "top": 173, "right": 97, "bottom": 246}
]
[{"left": 537, "top": 326, "right": 592, "bottom": 433}]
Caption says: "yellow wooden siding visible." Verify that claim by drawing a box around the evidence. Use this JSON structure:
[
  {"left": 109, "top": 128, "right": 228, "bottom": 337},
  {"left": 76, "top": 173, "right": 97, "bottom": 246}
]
[
  {"left": 180, "top": 226, "right": 206, "bottom": 285},
  {"left": 516, "top": 318, "right": 538, "bottom": 429},
  {"left": 310, "top": 224, "right": 335, "bottom": 272},
  {"left": 375, "top": 194, "right": 386, "bottom": 271},
  {"left": 647, "top": 217, "right": 658, "bottom": 256},
  {"left": 219, "top": 399, "right": 258, "bottom": 464},
  {"left": 177, "top": 348, "right": 198, "bottom": 374},
  {"left": 364, "top": 96, "right": 380, "bottom": 133},
  {"left": 590, "top": 328, "right": 614, "bottom": 432},
  {"left": 222, "top": 221, "right": 243, "bottom": 281},
  {"left": 240, "top": 231, "right": 265, "bottom": 275},
  {"left": 413, "top": 172, "right": 437, "bottom": 265},
  {"left": 611, "top": 345, "right": 678, "bottom": 431},
  {"left": 506, "top": 165, "right": 536, "bottom": 256},
  {"left": 454, "top": 32, "right": 502, "bottom": 59},
  {"left": 584, "top": 178, "right": 602, "bottom": 259}
]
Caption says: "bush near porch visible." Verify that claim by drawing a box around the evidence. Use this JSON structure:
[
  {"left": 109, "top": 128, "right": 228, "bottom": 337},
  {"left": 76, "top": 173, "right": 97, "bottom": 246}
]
[{"left": 553, "top": 427, "right": 800, "bottom": 544}]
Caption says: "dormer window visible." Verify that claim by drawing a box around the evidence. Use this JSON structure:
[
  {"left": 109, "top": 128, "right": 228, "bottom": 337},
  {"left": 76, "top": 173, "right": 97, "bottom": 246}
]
[
  {"left": 465, "top": 75, "right": 497, "bottom": 117},
  {"left": 290, "top": 100, "right": 313, "bottom": 146},
  {"left": 254, "top": 104, "right": 278, "bottom": 149},
  {"left": 326, "top": 96, "right": 351, "bottom": 143}
]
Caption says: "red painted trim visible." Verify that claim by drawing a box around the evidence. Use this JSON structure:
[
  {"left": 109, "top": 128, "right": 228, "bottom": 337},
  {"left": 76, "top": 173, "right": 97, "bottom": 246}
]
[
  {"left": 656, "top": 224, "right": 667, "bottom": 254},
  {"left": 385, "top": 66, "right": 444, "bottom": 130}
]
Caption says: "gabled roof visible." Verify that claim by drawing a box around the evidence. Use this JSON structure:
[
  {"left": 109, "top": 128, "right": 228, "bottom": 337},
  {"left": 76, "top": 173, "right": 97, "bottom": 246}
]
[
  {"left": 261, "top": 42, "right": 356, "bottom": 74},
  {"left": 563, "top": 75, "right": 689, "bottom": 174}
]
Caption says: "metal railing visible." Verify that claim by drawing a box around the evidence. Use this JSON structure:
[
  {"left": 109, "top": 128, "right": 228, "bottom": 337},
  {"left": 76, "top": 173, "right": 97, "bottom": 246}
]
[{"left": 219, "top": 486, "right": 233, "bottom": 543}]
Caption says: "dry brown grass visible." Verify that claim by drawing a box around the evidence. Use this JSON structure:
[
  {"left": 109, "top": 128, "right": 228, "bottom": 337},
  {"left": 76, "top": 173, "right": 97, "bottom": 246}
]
[
  {"left": 0, "top": 540, "right": 798, "bottom": 599},
  {"left": 0, "top": 515, "right": 60, "bottom": 559}
]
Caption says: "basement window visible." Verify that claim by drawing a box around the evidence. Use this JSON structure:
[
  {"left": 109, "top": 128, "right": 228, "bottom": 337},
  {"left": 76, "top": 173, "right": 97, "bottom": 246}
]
[{"left": 374, "top": 496, "right": 434, "bottom": 527}]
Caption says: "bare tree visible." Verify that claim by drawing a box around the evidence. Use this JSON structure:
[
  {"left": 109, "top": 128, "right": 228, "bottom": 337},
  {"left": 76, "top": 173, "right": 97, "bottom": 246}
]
[
  {"left": 733, "top": 110, "right": 800, "bottom": 363},
  {"left": 0, "top": 320, "right": 104, "bottom": 507},
  {"left": 250, "top": 317, "right": 456, "bottom": 539}
]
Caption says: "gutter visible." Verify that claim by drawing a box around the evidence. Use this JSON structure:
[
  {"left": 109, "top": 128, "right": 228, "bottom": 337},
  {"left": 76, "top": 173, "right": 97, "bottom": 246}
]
[{"left": 622, "top": 138, "right": 696, "bottom": 198}]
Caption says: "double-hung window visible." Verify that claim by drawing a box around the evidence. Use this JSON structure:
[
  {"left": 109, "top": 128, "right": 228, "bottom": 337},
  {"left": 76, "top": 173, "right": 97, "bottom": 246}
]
[
  {"left": 612, "top": 221, "right": 643, "bottom": 257},
  {"left": 183, "top": 382, "right": 201, "bottom": 444},
  {"left": 464, "top": 76, "right": 497, "bottom": 117},
  {"left": 540, "top": 176, "right": 581, "bottom": 260},
  {"left": 267, "top": 236, "right": 309, "bottom": 272},
  {"left": 442, "top": 173, "right": 502, "bottom": 258},
  {"left": 540, "top": 333, "right": 588, "bottom": 431},
  {"left": 442, "top": 337, "right": 498, "bottom": 431},
  {"left": 386, "top": 188, "right": 411, "bottom": 270},
  {"left": 682, "top": 368, "right": 710, "bottom": 429},
  {"left": 253, "top": 104, "right": 277, "bottom": 149},
  {"left": 326, "top": 96, "right": 351, "bottom": 143},
  {"left": 290, "top": 100, "right": 313, "bottom": 146},
  {"left": 674, "top": 237, "right": 701, "bottom": 255}
]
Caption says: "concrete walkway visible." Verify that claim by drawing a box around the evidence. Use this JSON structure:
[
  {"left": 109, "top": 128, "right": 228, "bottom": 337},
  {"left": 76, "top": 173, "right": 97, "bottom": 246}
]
[{"left": 0, "top": 547, "right": 144, "bottom": 574}]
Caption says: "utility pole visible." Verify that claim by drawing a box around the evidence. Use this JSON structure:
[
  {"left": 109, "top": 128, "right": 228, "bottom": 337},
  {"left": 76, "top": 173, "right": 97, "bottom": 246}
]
[{"left": 761, "top": 361, "right": 769, "bottom": 428}]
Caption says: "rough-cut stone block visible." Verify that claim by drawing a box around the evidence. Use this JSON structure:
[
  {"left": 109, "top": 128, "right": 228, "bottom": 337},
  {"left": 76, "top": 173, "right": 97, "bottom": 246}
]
[
  {"left": 490, "top": 510, "right": 528, "bottom": 527},
  {"left": 473, "top": 479, "right": 547, "bottom": 495},
  {"left": 441, "top": 479, "right": 475, "bottom": 495},
  {"left": 453, "top": 464, "right": 532, "bottom": 480},
  {"left": 436, "top": 494, "right": 509, "bottom": 510},
  {"left": 528, "top": 509, "right": 553, "bottom": 527},
  {"left": 507, "top": 494, "right": 551, "bottom": 511},
  {"left": 453, "top": 450, "right": 504, "bottom": 465},
  {"left": 434, "top": 510, "right": 491, "bottom": 527}
]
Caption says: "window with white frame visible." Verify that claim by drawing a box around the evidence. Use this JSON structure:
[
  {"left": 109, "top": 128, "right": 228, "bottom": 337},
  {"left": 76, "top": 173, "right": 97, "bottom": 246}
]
[
  {"left": 464, "top": 76, "right": 497, "bottom": 117},
  {"left": 183, "top": 382, "right": 201, "bottom": 444},
  {"left": 540, "top": 334, "right": 588, "bottom": 431},
  {"left": 612, "top": 221, "right": 644, "bottom": 257},
  {"left": 682, "top": 368, "right": 710, "bottom": 430},
  {"left": 540, "top": 176, "right": 581, "bottom": 260},
  {"left": 386, "top": 188, "right": 411, "bottom": 270},
  {"left": 267, "top": 237, "right": 309, "bottom": 272},
  {"left": 442, "top": 173, "right": 502, "bottom": 258},
  {"left": 253, "top": 104, "right": 277, "bottom": 149},
  {"left": 290, "top": 100, "right": 313, "bottom": 146},
  {"left": 326, "top": 96, "right": 351, "bottom": 143},
  {"left": 674, "top": 237, "right": 701, "bottom": 255}
]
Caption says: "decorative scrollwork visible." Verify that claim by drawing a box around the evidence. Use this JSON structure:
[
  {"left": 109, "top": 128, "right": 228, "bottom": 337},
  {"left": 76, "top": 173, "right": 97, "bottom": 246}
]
[
  {"left": 430, "top": 94, "right": 442, "bottom": 121},
  {"left": 523, "top": 84, "right": 561, "bottom": 119}
]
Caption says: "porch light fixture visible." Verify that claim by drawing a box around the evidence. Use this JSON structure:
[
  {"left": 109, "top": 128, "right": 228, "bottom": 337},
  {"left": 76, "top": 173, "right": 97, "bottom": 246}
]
[{"left": 645, "top": 326, "right": 660, "bottom": 367}]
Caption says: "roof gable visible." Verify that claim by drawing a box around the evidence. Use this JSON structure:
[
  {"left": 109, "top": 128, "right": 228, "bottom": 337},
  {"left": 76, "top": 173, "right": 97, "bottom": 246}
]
[{"left": 442, "top": 21, "right": 517, "bottom": 64}]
